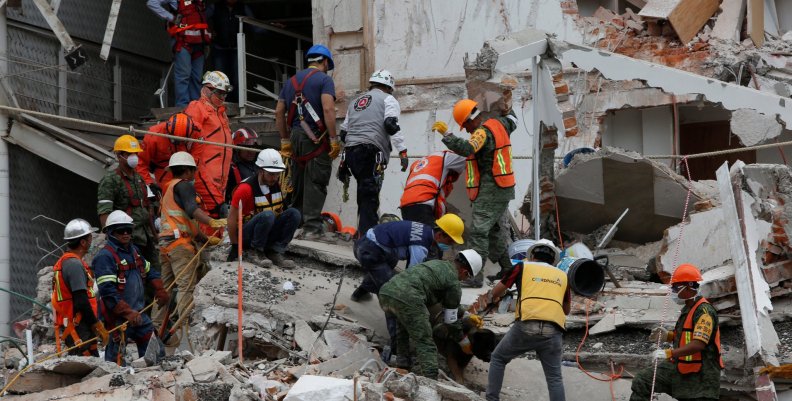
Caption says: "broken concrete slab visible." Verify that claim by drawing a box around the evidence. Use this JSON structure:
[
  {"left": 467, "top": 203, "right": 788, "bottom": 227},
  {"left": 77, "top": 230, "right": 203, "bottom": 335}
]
[
  {"left": 294, "top": 320, "right": 332, "bottom": 361},
  {"left": 185, "top": 355, "right": 223, "bottom": 383},
  {"left": 307, "top": 341, "right": 386, "bottom": 378},
  {"left": 712, "top": 0, "right": 747, "bottom": 42},
  {"left": 323, "top": 329, "right": 364, "bottom": 357},
  {"left": 288, "top": 239, "right": 359, "bottom": 268},
  {"left": 283, "top": 375, "right": 359, "bottom": 401},
  {"left": 588, "top": 311, "right": 626, "bottom": 335},
  {"left": 659, "top": 207, "right": 731, "bottom": 275},
  {"left": 731, "top": 109, "right": 784, "bottom": 146},
  {"left": 435, "top": 382, "right": 482, "bottom": 401}
]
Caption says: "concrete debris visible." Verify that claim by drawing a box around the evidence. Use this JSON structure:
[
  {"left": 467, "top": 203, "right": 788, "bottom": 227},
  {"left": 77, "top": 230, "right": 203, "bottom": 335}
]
[
  {"left": 293, "top": 320, "right": 331, "bottom": 361},
  {"left": 730, "top": 109, "right": 784, "bottom": 147},
  {"left": 283, "top": 375, "right": 359, "bottom": 401}
]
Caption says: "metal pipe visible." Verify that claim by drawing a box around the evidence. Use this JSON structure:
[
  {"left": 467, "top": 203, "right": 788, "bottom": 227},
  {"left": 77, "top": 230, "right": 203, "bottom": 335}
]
[
  {"left": 237, "top": 30, "right": 247, "bottom": 117},
  {"left": 531, "top": 56, "right": 541, "bottom": 241}
]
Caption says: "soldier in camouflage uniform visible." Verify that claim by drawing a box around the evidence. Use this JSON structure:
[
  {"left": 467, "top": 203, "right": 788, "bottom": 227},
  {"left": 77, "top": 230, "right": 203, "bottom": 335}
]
[
  {"left": 630, "top": 264, "right": 724, "bottom": 401},
  {"left": 97, "top": 135, "right": 158, "bottom": 272},
  {"left": 378, "top": 250, "right": 482, "bottom": 378},
  {"left": 434, "top": 98, "right": 517, "bottom": 287}
]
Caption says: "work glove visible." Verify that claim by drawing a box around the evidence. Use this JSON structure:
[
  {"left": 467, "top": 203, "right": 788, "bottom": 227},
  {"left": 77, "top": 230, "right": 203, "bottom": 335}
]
[
  {"left": 467, "top": 314, "right": 484, "bottom": 329},
  {"left": 649, "top": 327, "right": 672, "bottom": 343},
  {"left": 227, "top": 243, "right": 239, "bottom": 262},
  {"left": 113, "top": 301, "right": 143, "bottom": 326},
  {"left": 432, "top": 121, "right": 448, "bottom": 136},
  {"left": 329, "top": 137, "right": 342, "bottom": 160},
  {"left": 652, "top": 349, "right": 672, "bottom": 361},
  {"left": 92, "top": 322, "right": 109, "bottom": 345},
  {"left": 280, "top": 138, "right": 293, "bottom": 158},
  {"left": 399, "top": 151, "right": 409, "bottom": 172},
  {"left": 150, "top": 278, "right": 170, "bottom": 308},
  {"left": 207, "top": 236, "right": 222, "bottom": 246},
  {"left": 458, "top": 336, "right": 473, "bottom": 355},
  {"left": 209, "top": 218, "right": 227, "bottom": 228}
]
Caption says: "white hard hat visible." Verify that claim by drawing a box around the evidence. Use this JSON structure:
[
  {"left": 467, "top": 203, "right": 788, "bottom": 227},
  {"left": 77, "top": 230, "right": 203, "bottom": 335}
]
[
  {"left": 528, "top": 239, "right": 561, "bottom": 265},
  {"left": 64, "top": 218, "right": 97, "bottom": 240},
  {"left": 104, "top": 210, "right": 134, "bottom": 232},
  {"left": 256, "top": 148, "right": 286, "bottom": 173},
  {"left": 458, "top": 249, "right": 483, "bottom": 278},
  {"left": 369, "top": 69, "right": 395, "bottom": 90},
  {"left": 202, "top": 70, "right": 233, "bottom": 92},
  {"left": 168, "top": 151, "right": 196, "bottom": 168}
]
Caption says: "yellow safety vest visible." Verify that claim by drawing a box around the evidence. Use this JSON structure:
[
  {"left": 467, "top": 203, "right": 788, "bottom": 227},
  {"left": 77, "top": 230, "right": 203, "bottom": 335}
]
[{"left": 517, "top": 262, "right": 568, "bottom": 330}]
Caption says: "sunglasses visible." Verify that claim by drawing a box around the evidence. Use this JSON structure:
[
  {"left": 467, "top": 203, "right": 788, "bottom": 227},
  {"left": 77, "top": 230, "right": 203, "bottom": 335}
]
[
  {"left": 671, "top": 284, "right": 687, "bottom": 293},
  {"left": 113, "top": 227, "right": 133, "bottom": 235},
  {"left": 211, "top": 89, "right": 228, "bottom": 98}
]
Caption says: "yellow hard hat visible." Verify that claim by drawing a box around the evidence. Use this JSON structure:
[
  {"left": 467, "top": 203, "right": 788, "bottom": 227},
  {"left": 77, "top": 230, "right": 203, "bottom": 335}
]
[
  {"left": 113, "top": 134, "right": 142, "bottom": 153},
  {"left": 452, "top": 99, "right": 479, "bottom": 127},
  {"left": 435, "top": 213, "right": 464, "bottom": 244}
]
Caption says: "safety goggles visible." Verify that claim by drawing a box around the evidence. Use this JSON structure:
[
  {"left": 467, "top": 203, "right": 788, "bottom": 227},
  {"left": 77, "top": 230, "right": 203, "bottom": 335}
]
[
  {"left": 671, "top": 284, "right": 688, "bottom": 293},
  {"left": 211, "top": 88, "right": 228, "bottom": 98},
  {"left": 113, "top": 227, "right": 133, "bottom": 235}
]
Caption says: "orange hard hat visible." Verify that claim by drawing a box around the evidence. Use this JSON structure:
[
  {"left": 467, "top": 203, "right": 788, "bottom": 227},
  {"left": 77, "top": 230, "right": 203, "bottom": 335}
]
[
  {"left": 166, "top": 113, "right": 195, "bottom": 138},
  {"left": 321, "top": 212, "right": 343, "bottom": 233},
  {"left": 452, "top": 99, "right": 480, "bottom": 127},
  {"left": 671, "top": 263, "right": 703, "bottom": 284},
  {"left": 339, "top": 226, "right": 357, "bottom": 236}
]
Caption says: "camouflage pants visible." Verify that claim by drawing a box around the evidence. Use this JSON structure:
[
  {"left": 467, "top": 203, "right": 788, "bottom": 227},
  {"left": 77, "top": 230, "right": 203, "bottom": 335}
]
[
  {"left": 290, "top": 127, "right": 332, "bottom": 233},
  {"left": 470, "top": 198, "right": 510, "bottom": 265},
  {"left": 379, "top": 294, "right": 438, "bottom": 378},
  {"left": 630, "top": 361, "right": 717, "bottom": 401}
]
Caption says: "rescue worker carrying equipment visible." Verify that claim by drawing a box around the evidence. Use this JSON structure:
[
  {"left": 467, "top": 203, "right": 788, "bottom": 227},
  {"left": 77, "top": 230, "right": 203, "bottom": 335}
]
[
  {"left": 337, "top": 69, "right": 409, "bottom": 235},
  {"left": 227, "top": 148, "right": 300, "bottom": 269},
  {"left": 225, "top": 127, "right": 260, "bottom": 203},
  {"left": 52, "top": 219, "right": 108, "bottom": 357},
  {"left": 137, "top": 112, "right": 196, "bottom": 192},
  {"left": 629, "top": 263, "right": 724, "bottom": 401},
  {"left": 399, "top": 150, "right": 466, "bottom": 225}
]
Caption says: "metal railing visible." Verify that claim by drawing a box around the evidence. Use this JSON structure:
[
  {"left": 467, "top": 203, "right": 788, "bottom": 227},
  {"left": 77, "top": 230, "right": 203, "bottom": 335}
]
[{"left": 236, "top": 16, "right": 311, "bottom": 117}]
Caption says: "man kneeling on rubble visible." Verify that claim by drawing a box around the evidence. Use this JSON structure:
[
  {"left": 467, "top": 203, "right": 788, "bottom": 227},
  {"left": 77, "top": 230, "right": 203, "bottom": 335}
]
[
  {"left": 630, "top": 263, "right": 724, "bottom": 401},
  {"left": 378, "top": 249, "right": 482, "bottom": 379},
  {"left": 94, "top": 210, "right": 169, "bottom": 365},
  {"left": 227, "top": 148, "right": 300, "bottom": 268}
]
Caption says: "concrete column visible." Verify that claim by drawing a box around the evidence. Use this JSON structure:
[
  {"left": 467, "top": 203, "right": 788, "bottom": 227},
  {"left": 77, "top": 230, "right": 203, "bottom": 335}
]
[{"left": 0, "top": 0, "right": 12, "bottom": 337}]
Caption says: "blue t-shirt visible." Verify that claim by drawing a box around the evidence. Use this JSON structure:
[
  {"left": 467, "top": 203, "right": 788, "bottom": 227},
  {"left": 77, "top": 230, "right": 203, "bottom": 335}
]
[
  {"left": 371, "top": 221, "right": 435, "bottom": 268},
  {"left": 278, "top": 67, "right": 336, "bottom": 131}
]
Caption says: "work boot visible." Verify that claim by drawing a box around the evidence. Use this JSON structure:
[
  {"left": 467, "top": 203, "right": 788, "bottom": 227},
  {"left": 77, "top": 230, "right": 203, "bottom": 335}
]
[
  {"left": 297, "top": 229, "right": 324, "bottom": 241},
  {"left": 266, "top": 251, "right": 295, "bottom": 269},
  {"left": 247, "top": 249, "right": 273, "bottom": 268},
  {"left": 461, "top": 272, "right": 484, "bottom": 288},
  {"left": 350, "top": 287, "right": 372, "bottom": 302}
]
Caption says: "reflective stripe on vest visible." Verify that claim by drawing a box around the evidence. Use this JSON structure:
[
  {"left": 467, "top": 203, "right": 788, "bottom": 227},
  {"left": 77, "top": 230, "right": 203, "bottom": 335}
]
[
  {"left": 517, "top": 262, "right": 568, "bottom": 330},
  {"left": 160, "top": 178, "right": 200, "bottom": 241},
  {"left": 465, "top": 119, "right": 515, "bottom": 201},
  {"left": 99, "top": 245, "right": 148, "bottom": 292},
  {"left": 676, "top": 297, "right": 725, "bottom": 374},
  {"left": 167, "top": 0, "right": 211, "bottom": 46},
  {"left": 51, "top": 253, "right": 98, "bottom": 329},
  {"left": 238, "top": 177, "right": 284, "bottom": 223}
]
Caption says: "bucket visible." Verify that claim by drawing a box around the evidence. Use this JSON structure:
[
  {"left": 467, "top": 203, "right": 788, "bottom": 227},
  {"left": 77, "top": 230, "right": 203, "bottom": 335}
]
[
  {"left": 557, "top": 256, "right": 606, "bottom": 297},
  {"left": 508, "top": 239, "right": 536, "bottom": 260}
]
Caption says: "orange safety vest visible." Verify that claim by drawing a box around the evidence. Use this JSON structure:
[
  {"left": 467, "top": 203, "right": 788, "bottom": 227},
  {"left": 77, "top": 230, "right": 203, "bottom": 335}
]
[
  {"left": 464, "top": 119, "right": 515, "bottom": 201},
  {"left": 166, "top": 0, "right": 212, "bottom": 52},
  {"left": 184, "top": 98, "right": 232, "bottom": 214},
  {"left": 400, "top": 152, "right": 457, "bottom": 218},
  {"left": 676, "top": 297, "right": 725, "bottom": 374},
  {"left": 160, "top": 178, "right": 202, "bottom": 252},
  {"left": 51, "top": 253, "right": 98, "bottom": 330}
]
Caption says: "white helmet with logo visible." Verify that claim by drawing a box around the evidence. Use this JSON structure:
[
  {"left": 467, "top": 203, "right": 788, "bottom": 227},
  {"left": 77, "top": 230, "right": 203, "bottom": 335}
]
[
  {"left": 256, "top": 148, "right": 286, "bottom": 173},
  {"left": 369, "top": 69, "right": 395, "bottom": 90},
  {"left": 202, "top": 70, "right": 233, "bottom": 92}
]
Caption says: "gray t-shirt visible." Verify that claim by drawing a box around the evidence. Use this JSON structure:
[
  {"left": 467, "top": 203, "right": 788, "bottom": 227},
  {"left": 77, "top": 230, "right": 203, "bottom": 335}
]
[{"left": 61, "top": 257, "right": 88, "bottom": 293}]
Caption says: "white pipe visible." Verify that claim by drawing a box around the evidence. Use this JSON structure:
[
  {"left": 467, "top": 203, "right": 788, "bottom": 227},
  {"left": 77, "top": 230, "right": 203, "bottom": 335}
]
[
  {"left": 531, "top": 56, "right": 541, "bottom": 240},
  {"left": 0, "top": 1, "right": 11, "bottom": 338},
  {"left": 25, "top": 329, "right": 33, "bottom": 363}
]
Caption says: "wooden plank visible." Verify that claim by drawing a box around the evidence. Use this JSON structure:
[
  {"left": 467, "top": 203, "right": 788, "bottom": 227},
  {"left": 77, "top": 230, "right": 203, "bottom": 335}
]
[
  {"left": 667, "top": 0, "right": 720, "bottom": 43},
  {"left": 747, "top": 0, "right": 765, "bottom": 46},
  {"left": 711, "top": 0, "right": 747, "bottom": 41}
]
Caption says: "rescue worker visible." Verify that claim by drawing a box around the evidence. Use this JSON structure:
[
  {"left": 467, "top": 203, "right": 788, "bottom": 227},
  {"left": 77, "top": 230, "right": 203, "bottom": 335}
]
[
  {"left": 399, "top": 150, "right": 466, "bottom": 226},
  {"left": 275, "top": 44, "right": 340, "bottom": 240},
  {"left": 378, "top": 249, "right": 483, "bottom": 379},
  {"left": 137, "top": 112, "right": 196, "bottom": 193},
  {"left": 98, "top": 135, "right": 159, "bottom": 275},
  {"left": 629, "top": 263, "right": 724, "bottom": 401},
  {"left": 484, "top": 239, "right": 568, "bottom": 401},
  {"left": 184, "top": 71, "right": 234, "bottom": 233},
  {"left": 146, "top": 0, "right": 211, "bottom": 107},
  {"left": 52, "top": 219, "right": 108, "bottom": 357},
  {"left": 153, "top": 152, "right": 227, "bottom": 337},
  {"left": 227, "top": 148, "right": 300, "bottom": 268},
  {"left": 434, "top": 98, "right": 518, "bottom": 287},
  {"left": 338, "top": 69, "right": 408, "bottom": 235},
  {"left": 350, "top": 213, "right": 465, "bottom": 302},
  {"left": 225, "top": 127, "right": 260, "bottom": 203},
  {"left": 93, "top": 211, "right": 170, "bottom": 365}
]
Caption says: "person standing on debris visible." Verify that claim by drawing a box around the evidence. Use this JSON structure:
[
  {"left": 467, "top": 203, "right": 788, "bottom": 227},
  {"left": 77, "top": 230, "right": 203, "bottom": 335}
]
[
  {"left": 225, "top": 128, "right": 260, "bottom": 203},
  {"left": 137, "top": 113, "right": 196, "bottom": 193},
  {"left": 378, "top": 249, "right": 483, "bottom": 378},
  {"left": 434, "top": 98, "right": 517, "bottom": 287},
  {"left": 147, "top": 0, "right": 211, "bottom": 107},
  {"left": 483, "top": 239, "right": 568, "bottom": 401},
  {"left": 184, "top": 71, "right": 234, "bottom": 233},
  {"left": 153, "top": 152, "right": 226, "bottom": 339},
  {"left": 337, "top": 70, "right": 408, "bottom": 235},
  {"left": 629, "top": 263, "right": 724, "bottom": 401},
  {"left": 227, "top": 148, "right": 300, "bottom": 268},
  {"left": 52, "top": 219, "right": 109, "bottom": 357},
  {"left": 93, "top": 211, "right": 170, "bottom": 365},
  {"left": 399, "top": 150, "right": 466, "bottom": 225},
  {"left": 98, "top": 135, "right": 160, "bottom": 277},
  {"left": 275, "top": 44, "right": 340, "bottom": 240},
  {"left": 350, "top": 213, "right": 465, "bottom": 302}
]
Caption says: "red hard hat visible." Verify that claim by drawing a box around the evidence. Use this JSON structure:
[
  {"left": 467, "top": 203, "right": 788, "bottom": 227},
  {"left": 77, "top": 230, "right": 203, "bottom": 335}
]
[
  {"left": 671, "top": 263, "right": 703, "bottom": 284},
  {"left": 233, "top": 128, "right": 258, "bottom": 146}
]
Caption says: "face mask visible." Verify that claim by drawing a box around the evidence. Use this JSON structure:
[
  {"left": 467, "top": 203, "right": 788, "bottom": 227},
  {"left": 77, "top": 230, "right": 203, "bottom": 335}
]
[
  {"left": 673, "top": 286, "right": 699, "bottom": 305},
  {"left": 125, "top": 154, "right": 139, "bottom": 168},
  {"left": 437, "top": 243, "right": 450, "bottom": 252}
]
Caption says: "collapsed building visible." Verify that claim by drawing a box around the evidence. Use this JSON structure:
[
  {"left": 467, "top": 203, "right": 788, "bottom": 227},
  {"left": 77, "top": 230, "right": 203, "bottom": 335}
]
[{"left": 1, "top": 0, "right": 792, "bottom": 400}]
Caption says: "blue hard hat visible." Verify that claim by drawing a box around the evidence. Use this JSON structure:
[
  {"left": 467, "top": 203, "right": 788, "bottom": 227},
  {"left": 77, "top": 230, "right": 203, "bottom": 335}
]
[{"left": 306, "top": 44, "right": 334, "bottom": 71}]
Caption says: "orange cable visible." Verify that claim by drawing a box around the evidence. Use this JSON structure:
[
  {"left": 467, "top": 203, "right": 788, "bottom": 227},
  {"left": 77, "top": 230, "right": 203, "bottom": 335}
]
[{"left": 574, "top": 298, "right": 623, "bottom": 401}]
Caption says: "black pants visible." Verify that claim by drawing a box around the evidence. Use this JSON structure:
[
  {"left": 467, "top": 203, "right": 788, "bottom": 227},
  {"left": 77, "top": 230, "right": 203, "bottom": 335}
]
[
  {"left": 64, "top": 322, "right": 99, "bottom": 357},
  {"left": 401, "top": 204, "right": 435, "bottom": 226},
  {"left": 345, "top": 144, "right": 384, "bottom": 235},
  {"left": 354, "top": 237, "right": 398, "bottom": 294}
]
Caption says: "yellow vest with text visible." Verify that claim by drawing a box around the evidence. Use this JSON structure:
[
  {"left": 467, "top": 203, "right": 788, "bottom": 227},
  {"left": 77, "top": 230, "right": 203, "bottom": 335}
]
[{"left": 517, "top": 261, "right": 568, "bottom": 329}]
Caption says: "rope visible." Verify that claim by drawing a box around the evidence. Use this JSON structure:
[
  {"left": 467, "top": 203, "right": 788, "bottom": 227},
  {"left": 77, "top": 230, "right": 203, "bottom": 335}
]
[
  {"left": 575, "top": 298, "right": 624, "bottom": 401},
  {"left": 649, "top": 157, "right": 694, "bottom": 400}
]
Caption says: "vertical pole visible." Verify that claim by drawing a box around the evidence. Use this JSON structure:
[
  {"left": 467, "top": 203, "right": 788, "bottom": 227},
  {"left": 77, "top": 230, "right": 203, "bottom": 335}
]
[
  {"left": 236, "top": 199, "right": 243, "bottom": 362},
  {"left": 113, "top": 55, "right": 122, "bottom": 121},
  {"left": 531, "top": 56, "right": 541, "bottom": 240},
  {"left": 237, "top": 22, "right": 246, "bottom": 117},
  {"left": 58, "top": 48, "right": 67, "bottom": 116},
  {"left": 0, "top": 1, "right": 11, "bottom": 338},
  {"left": 295, "top": 40, "right": 303, "bottom": 70}
]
